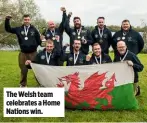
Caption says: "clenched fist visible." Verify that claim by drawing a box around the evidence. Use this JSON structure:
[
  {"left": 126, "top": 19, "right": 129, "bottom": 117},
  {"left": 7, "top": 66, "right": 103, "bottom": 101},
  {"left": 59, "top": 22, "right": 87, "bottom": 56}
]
[
  {"left": 60, "top": 7, "right": 66, "bottom": 12},
  {"left": 6, "top": 15, "right": 12, "bottom": 19}
]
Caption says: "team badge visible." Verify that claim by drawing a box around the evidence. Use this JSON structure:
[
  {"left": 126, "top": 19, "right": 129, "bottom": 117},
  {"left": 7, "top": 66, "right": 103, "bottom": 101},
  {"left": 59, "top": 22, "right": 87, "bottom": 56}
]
[
  {"left": 46, "top": 34, "right": 50, "bottom": 37},
  {"left": 95, "top": 34, "right": 98, "bottom": 38},
  {"left": 72, "top": 32, "right": 76, "bottom": 36},
  {"left": 41, "top": 55, "right": 45, "bottom": 60},
  {"left": 69, "top": 57, "right": 73, "bottom": 61},
  {"left": 21, "top": 31, "right": 25, "bottom": 35},
  {"left": 117, "top": 37, "right": 121, "bottom": 40},
  {"left": 31, "top": 31, "right": 35, "bottom": 36},
  {"left": 128, "top": 37, "right": 132, "bottom": 41},
  {"left": 103, "top": 34, "right": 107, "bottom": 38}
]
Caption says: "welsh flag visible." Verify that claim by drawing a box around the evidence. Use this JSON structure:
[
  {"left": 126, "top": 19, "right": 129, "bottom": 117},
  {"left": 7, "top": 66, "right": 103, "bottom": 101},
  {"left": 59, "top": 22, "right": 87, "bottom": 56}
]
[{"left": 31, "top": 62, "right": 138, "bottom": 110}]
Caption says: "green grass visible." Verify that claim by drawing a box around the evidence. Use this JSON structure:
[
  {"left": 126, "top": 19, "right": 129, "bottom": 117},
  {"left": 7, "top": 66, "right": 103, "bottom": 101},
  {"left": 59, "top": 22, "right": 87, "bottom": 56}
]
[{"left": 0, "top": 51, "right": 147, "bottom": 122}]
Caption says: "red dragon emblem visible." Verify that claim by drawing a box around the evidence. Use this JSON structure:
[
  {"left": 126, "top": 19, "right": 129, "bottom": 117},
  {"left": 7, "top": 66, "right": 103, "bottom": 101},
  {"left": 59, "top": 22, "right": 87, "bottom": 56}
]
[{"left": 57, "top": 72, "right": 116, "bottom": 110}]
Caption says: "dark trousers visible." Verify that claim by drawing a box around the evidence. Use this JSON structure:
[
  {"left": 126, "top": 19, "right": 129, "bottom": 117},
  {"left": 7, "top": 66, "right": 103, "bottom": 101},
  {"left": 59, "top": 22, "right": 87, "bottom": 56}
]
[{"left": 18, "top": 51, "right": 37, "bottom": 86}]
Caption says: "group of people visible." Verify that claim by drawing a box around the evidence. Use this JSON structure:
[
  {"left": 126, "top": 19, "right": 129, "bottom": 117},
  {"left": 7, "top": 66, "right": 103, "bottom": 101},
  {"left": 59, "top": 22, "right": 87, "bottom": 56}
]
[{"left": 4, "top": 7, "right": 144, "bottom": 96}]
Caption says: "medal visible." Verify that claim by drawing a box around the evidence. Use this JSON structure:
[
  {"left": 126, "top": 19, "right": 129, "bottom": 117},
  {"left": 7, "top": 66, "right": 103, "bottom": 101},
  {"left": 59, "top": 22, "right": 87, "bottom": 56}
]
[
  {"left": 99, "top": 39, "right": 103, "bottom": 43},
  {"left": 24, "top": 37, "right": 28, "bottom": 40},
  {"left": 77, "top": 27, "right": 82, "bottom": 40},
  {"left": 52, "top": 37, "right": 56, "bottom": 40},
  {"left": 24, "top": 25, "right": 30, "bottom": 40},
  {"left": 122, "top": 37, "right": 125, "bottom": 40},
  {"left": 77, "top": 36, "right": 81, "bottom": 39},
  {"left": 51, "top": 30, "right": 55, "bottom": 39},
  {"left": 45, "top": 51, "right": 52, "bottom": 64}
]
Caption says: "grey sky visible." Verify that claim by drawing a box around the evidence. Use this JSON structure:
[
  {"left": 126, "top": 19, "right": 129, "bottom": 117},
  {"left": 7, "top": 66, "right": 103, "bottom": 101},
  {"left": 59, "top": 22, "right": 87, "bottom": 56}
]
[{"left": 34, "top": 0, "right": 147, "bottom": 27}]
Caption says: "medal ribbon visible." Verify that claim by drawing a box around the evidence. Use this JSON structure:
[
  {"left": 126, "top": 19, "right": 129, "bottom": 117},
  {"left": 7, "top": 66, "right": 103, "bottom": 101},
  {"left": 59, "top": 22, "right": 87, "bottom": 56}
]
[
  {"left": 120, "top": 50, "right": 128, "bottom": 62},
  {"left": 46, "top": 51, "right": 52, "bottom": 64},
  {"left": 95, "top": 55, "right": 102, "bottom": 64},
  {"left": 74, "top": 52, "right": 79, "bottom": 65},
  {"left": 24, "top": 26, "right": 30, "bottom": 37}
]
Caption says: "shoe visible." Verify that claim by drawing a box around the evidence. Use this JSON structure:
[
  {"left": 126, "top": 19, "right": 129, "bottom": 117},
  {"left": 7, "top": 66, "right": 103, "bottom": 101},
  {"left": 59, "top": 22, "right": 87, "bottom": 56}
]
[
  {"left": 135, "top": 86, "right": 140, "bottom": 96},
  {"left": 20, "top": 85, "right": 27, "bottom": 88}
]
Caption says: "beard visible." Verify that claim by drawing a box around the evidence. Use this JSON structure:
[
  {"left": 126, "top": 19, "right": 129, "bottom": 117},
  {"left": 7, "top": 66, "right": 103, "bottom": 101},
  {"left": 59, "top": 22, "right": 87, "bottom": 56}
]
[{"left": 74, "top": 23, "right": 81, "bottom": 29}]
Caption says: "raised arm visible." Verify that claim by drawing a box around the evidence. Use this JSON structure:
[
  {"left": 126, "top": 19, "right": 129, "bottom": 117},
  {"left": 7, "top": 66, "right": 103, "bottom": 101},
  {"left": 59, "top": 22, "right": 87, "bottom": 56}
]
[{"left": 5, "top": 15, "right": 17, "bottom": 34}]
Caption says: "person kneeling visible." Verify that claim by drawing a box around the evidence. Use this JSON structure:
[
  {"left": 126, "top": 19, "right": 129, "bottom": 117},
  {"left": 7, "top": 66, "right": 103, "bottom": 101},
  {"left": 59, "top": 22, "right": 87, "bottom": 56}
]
[
  {"left": 86, "top": 43, "right": 112, "bottom": 64},
  {"left": 25, "top": 39, "right": 61, "bottom": 67},
  {"left": 114, "top": 40, "right": 144, "bottom": 96}
]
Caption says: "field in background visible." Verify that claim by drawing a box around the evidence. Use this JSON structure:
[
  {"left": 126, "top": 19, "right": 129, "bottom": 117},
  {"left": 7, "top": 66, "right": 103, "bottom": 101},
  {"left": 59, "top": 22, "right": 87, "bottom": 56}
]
[{"left": 0, "top": 51, "right": 147, "bottom": 122}]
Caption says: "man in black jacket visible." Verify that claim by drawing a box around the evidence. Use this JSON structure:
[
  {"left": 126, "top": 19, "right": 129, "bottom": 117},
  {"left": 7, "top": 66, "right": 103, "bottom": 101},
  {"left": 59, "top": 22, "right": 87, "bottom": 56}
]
[
  {"left": 86, "top": 43, "right": 112, "bottom": 64},
  {"left": 112, "top": 19, "right": 144, "bottom": 55},
  {"left": 25, "top": 39, "right": 61, "bottom": 66},
  {"left": 63, "top": 7, "right": 93, "bottom": 55},
  {"left": 62, "top": 40, "right": 86, "bottom": 66},
  {"left": 41, "top": 7, "right": 68, "bottom": 49},
  {"left": 91, "top": 17, "right": 112, "bottom": 54},
  {"left": 5, "top": 14, "right": 41, "bottom": 87},
  {"left": 114, "top": 40, "right": 144, "bottom": 96}
]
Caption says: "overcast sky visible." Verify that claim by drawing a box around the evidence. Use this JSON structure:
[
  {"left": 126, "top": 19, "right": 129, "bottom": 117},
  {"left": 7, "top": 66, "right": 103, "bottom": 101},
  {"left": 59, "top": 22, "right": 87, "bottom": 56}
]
[{"left": 34, "top": 0, "right": 147, "bottom": 27}]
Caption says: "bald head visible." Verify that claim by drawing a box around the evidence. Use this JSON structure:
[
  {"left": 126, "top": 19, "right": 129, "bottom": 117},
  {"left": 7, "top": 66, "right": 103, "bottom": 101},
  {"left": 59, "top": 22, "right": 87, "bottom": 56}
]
[
  {"left": 117, "top": 41, "right": 127, "bottom": 55},
  {"left": 48, "top": 20, "right": 56, "bottom": 30}
]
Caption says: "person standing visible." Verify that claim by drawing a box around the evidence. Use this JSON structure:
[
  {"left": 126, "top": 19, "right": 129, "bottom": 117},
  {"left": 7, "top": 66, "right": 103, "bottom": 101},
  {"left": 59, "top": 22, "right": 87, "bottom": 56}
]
[
  {"left": 63, "top": 7, "right": 93, "bottom": 55},
  {"left": 5, "top": 14, "right": 41, "bottom": 87},
  {"left": 112, "top": 19, "right": 144, "bottom": 55},
  {"left": 91, "top": 17, "right": 112, "bottom": 54}
]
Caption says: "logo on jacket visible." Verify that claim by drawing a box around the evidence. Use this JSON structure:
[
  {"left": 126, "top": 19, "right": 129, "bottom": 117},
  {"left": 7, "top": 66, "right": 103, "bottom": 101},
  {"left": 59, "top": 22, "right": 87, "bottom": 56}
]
[
  {"left": 31, "top": 31, "right": 35, "bottom": 36},
  {"left": 21, "top": 31, "right": 25, "bottom": 35},
  {"left": 69, "top": 57, "right": 73, "bottom": 61},
  {"left": 72, "top": 32, "right": 76, "bottom": 36},
  {"left": 41, "top": 55, "right": 45, "bottom": 60},
  {"left": 103, "top": 34, "right": 108, "bottom": 38},
  {"left": 117, "top": 37, "right": 121, "bottom": 40},
  {"left": 46, "top": 34, "right": 50, "bottom": 37},
  {"left": 95, "top": 34, "right": 98, "bottom": 38}
]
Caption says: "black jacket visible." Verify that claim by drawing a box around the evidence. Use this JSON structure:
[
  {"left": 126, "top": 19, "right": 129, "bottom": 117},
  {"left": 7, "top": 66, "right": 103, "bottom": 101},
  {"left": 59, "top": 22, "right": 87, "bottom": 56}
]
[
  {"left": 5, "top": 18, "right": 41, "bottom": 53},
  {"left": 112, "top": 27, "right": 144, "bottom": 54},
  {"left": 113, "top": 50, "right": 144, "bottom": 82},
  {"left": 62, "top": 51, "right": 86, "bottom": 66},
  {"left": 91, "top": 25, "right": 112, "bottom": 54},
  {"left": 64, "top": 13, "right": 93, "bottom": 55},
  {"left": 86, "top": 53, "right": 112, "bottom": 65},
  {"left": 42, "top": 11, "right": 67, "bottom": 49}
]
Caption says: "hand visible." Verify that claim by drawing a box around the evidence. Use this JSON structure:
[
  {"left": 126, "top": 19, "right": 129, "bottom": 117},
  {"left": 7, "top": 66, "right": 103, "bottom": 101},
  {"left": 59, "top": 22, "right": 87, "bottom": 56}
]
[
  {"left": 86, "top": 54, "right": 91, "bottom": 61},
  {"left": 25, "top": 60, "right": 31, "bottom": 65},
  {"left": 82, "top": 39, "right": 87, "bottom": 44},
  {"left": 127, "top": 60, "right": 133, "bottom": 66},
  {"left": 60, "top": 7, "right": 66, "bottom": 12},
  {"left": 6, "top": 15, "right": 12, "bottom": 19},
  {"left": 68, "top": 12, "right": 72, "bottom": 16},
  {"left": 55, "top": 35, "right": 60, "bottom": 42},
  {"left": 64, "top": 43, "right": 70, "bottom": 47},
  {"left": 40, "top": 35, "right": 45, "bottom": 41}
]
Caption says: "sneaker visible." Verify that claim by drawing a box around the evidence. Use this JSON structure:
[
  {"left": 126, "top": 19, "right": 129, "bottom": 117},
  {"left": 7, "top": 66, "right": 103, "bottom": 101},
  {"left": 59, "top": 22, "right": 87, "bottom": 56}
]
[{"left": 135, "top": 86, "right": 140, "bottom": 96}]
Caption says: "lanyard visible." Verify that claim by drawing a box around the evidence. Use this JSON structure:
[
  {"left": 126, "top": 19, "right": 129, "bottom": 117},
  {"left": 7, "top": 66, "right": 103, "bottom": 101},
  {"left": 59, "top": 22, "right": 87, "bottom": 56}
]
[
  {"left": 95, "top": 55, "right": 101, "bottom": 64},
  {"left": 51, "top": 30, "right": 55, "bottom": 37},
  {"left": 45, "top": 51, "right": 52, "bottom": 64},
  {"left": 77, "top": 27, "right": 82, "bottom": 36},
  {"left": 98, "top": 28, "right": 103, "bottom": 38},
  {"left": 120, "top": 50, "right": 128, "bottom": 62},
  {"left": 74, "top": 52, "right": 79, "bottom": 65},
  {"left": 24, "top": 26, "right": 30, "bottom": 36}
]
